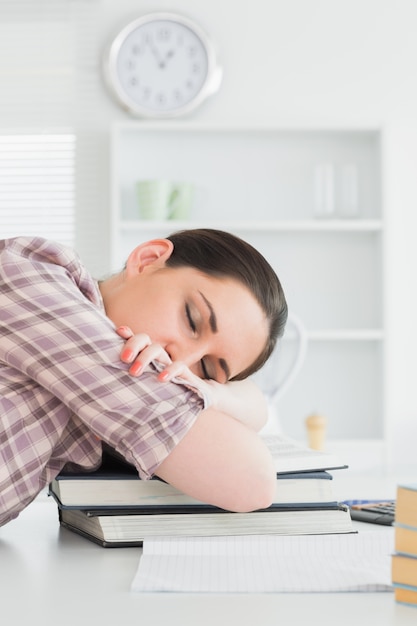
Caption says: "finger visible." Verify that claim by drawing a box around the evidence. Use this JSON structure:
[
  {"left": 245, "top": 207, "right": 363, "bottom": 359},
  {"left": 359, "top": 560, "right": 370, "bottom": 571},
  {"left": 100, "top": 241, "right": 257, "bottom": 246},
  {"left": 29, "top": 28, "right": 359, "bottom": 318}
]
[
  {"left": 129, "top": 343, "right": 171, "bottom": 376},
  {"left": 120, "top": 333, "right": 152, "bottom": 363},
  {"left": 157, "top": 364, "right": 214, "bottom": 405},
  {"left": 116, "top": 325, "right": 134, "bottom": 339},
  {"left": 157, "top": 361, "right": 200, "bottom": 384},
  {"left": 157, "top": 361, "right": 186, "bottom": 381}
]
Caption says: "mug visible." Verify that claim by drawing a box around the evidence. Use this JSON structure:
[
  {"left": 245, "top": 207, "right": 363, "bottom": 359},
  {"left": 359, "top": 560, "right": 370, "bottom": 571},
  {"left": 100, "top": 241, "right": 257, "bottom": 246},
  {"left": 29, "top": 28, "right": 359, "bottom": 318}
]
[{"left": 136, "top": 180, "right": 194, "bottom": 220}]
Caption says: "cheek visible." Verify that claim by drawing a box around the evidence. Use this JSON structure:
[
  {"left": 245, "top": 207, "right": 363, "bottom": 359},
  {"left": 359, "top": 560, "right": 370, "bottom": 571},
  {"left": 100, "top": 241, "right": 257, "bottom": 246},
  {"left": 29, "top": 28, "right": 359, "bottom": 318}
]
[
  {"left": 126, "top": 306, "right": 178, "bottom": 342},
  {"left": 107, "top": 294, "right": 150, "bottom": 334}
]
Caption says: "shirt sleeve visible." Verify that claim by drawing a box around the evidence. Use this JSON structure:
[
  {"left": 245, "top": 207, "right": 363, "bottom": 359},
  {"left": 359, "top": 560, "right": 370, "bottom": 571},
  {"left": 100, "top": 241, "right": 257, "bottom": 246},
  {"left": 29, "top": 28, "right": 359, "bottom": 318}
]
[{"left": 0, "top": 238, "right": 205, "bottom": 479}]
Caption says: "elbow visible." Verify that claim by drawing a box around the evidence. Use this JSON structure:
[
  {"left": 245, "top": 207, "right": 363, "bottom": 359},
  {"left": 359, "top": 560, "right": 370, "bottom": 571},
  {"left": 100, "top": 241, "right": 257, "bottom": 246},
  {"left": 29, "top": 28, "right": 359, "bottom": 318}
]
[
  {"left": 234, "top": 482, "right": 275, "bottom": 514},
  {"left": 255, "top": 409, "right": 269, "bottom": 432},
  {"left": 224, "top": 466, "right": 276, "bottom": 513},
  {"left": 214, "top": 432, "right": 277, "bottom": 513}
]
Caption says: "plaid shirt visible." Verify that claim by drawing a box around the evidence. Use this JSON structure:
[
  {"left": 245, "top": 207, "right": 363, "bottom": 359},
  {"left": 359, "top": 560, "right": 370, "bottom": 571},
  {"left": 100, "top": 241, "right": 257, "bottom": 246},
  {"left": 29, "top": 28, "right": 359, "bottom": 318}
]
[{"left": 0, "top": 237, "right": 204, "bottom": 526}]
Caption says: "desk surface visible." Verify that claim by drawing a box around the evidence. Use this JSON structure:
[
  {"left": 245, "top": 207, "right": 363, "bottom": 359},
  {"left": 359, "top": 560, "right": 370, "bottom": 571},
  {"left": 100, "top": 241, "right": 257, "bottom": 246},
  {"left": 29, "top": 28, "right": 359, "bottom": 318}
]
[{"left": 1, "top": 471, "right": 416, "bottom": 626}]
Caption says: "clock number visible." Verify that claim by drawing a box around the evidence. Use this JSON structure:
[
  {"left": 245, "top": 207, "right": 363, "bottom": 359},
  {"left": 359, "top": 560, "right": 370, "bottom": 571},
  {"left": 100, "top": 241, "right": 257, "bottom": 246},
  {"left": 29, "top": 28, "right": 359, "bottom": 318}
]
[
  {"left": 173, "top": 89, "right": 183, "bottom": 103},
  {"left": 157, "top": 27, "right": 170, "bottom": 42},
  {"left": 156, "top": 92, "right": 167, "bottom": 105}
]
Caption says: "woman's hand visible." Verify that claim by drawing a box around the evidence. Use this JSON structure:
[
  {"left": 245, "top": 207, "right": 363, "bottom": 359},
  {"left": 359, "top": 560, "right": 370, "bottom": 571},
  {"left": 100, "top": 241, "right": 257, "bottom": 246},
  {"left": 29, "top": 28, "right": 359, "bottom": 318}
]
[
  {"left": 117, "top": 325, "right": 216, "bottom": 392},
  {"left": 116, "top": 326, "right": 268, "bottom": 431},
  {"left": 118, "top": 325, "right": 172, "bottom": 377},
  {"left": 117, "top": 325, "right": 202, "bottom": 383}
]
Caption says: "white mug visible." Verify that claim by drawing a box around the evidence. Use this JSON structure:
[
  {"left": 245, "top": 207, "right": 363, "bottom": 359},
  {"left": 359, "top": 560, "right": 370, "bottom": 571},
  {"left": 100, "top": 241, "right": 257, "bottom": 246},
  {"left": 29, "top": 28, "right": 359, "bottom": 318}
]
[{"left": 136, "top": 180, "right": 194, "bottom": 220}]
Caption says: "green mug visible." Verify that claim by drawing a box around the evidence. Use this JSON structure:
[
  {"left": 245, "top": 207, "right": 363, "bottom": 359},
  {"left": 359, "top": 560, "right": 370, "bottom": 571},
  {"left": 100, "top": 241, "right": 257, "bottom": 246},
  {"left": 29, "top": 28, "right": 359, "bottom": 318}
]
[{"left": 136, "top": 180, "right": 194, "bottom": 220}]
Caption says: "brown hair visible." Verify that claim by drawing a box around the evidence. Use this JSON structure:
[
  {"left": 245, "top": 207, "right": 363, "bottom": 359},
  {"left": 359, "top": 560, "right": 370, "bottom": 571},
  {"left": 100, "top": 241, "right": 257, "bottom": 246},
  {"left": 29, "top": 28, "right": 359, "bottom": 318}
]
[{"left": 165, "top": 228, "right": 288, "bottom": 380}]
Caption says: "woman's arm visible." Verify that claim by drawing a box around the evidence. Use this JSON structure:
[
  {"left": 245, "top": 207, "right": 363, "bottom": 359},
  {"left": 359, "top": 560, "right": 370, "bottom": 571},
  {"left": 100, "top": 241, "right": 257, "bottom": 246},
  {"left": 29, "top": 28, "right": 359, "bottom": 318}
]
[
  {"left": 114, "top": 327, "right": 275, "bottom": 512},
  {"left": 155, "top": 406, "right": 276, "bottom": 512},
  {"left": 117, "top": 326, "right": 268, "bottom": 431},
  {"left": 0, "top": 234, "right": 274, "bottom": 516}
]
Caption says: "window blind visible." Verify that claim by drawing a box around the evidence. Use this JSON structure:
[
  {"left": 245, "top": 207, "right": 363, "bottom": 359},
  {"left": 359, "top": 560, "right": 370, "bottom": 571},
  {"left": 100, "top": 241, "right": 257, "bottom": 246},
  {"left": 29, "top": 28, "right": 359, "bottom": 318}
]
[
  {"left": 0, "top": 0, "right": 100, "bottom": 257},
  {"left": 0, "top": 134, "right": 75, "bottom": 245}
]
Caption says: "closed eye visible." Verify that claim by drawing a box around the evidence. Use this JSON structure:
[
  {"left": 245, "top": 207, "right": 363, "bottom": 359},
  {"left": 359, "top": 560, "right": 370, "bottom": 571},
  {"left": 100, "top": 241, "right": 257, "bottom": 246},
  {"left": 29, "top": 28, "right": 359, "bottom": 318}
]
[
  {"left": 200, "top": 358, "right": 211, "bottom": 380},
  {"left": 185, "top": 303, "right": 196, "bottom": 333}
]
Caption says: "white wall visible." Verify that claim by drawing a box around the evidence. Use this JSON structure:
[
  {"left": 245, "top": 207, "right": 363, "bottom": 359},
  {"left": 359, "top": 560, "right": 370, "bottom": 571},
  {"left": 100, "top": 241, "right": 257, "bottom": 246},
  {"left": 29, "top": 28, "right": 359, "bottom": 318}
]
[
  {"left": 2, "top": 1, "right": 416, "bottom": 466},
  {"left": 82, "top": 0, "right": 417, "bottom": 467},
  {"left": 98, "top": 0, "right": 417, "bottom": 124},
  {"left": 81, "top": 0, "right": 417, "bottom": 270}
]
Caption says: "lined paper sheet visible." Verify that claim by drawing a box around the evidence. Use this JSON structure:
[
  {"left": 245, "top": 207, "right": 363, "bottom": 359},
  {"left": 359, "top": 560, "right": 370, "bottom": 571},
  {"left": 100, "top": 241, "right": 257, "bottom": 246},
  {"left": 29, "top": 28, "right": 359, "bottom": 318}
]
[{"left": 131, "top": 530, "right": 394, "bottom": 593}]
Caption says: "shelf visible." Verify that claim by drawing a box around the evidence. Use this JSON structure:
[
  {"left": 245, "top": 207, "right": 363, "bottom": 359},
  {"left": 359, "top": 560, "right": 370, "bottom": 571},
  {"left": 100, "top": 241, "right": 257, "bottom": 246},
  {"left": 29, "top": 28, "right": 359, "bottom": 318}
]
[
  {"left": 307, "top": 329, "right": 384, "bottom": 341},
  {"left": 110, "top": 122, "right": 384, "bottom": 451},
  {"left": 282, "top": 328, "right": 383, "bottom": 342},
  {"left": 113, "top": 120, "right": 382, "bottom": 133},
  {"left": 117, "top": 219, "right": 383, "bottom": 233}
]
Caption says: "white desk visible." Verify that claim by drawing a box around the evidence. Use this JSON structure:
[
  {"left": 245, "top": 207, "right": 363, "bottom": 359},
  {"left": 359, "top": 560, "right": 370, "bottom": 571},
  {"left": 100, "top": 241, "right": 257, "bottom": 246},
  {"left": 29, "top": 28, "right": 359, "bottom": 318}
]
[{"left": 1, "top": 472, "right": 416, "bottom": 626}]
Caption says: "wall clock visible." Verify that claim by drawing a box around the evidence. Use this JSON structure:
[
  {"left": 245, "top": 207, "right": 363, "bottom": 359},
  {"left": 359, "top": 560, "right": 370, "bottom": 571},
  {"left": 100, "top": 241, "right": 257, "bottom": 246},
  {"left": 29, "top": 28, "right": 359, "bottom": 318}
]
[{"left": 103, "top": 12, "right": 222, "bottom": 118}]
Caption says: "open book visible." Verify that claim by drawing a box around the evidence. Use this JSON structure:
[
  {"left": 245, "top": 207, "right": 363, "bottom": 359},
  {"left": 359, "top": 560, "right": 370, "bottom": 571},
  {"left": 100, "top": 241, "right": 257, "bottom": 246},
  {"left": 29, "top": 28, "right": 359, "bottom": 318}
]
[
  {"left": 131, "top": 530, "right": 394, "bottom": 593},
  {"left": 261, "top": 433, "right": 348, "bottom": 473}
]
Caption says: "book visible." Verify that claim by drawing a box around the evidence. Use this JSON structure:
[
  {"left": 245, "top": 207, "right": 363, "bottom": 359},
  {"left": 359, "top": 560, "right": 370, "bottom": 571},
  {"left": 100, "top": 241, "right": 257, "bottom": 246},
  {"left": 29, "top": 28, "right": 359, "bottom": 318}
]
[
  {"left": 395, "top": 483, "right": 417, "bottom": 527},
  {"left": 49, "top": 435, "right": 345, "bottom": 509},
  {"left": 392, "top": 483, "right": 417, "bottom": 604},
  {"left": 261, "top": 434, "right": 348, "bottom": 473},
  {"left": 393, "top": 583, "right": 417, "bottom": 608},
  {"left": 50, "top": 461, "right": 335, "bottom": 510},
  {"left": 51, "top": 469, "right": 335, "bottom": 509},
  {"left": 132, "top": 531, "right": 394, "bottom": 593},
  {"left": 53, "top": 436, "right": 351, "bottom": 548},
  {"left": 58, "top": 502, "right": 355, "bottom": 548},
  {"left": 395, "top": 523, "right": 417, "bottom": 557},
  {"left": 392, "top": 552, "right": 417, "bottom": 588}
]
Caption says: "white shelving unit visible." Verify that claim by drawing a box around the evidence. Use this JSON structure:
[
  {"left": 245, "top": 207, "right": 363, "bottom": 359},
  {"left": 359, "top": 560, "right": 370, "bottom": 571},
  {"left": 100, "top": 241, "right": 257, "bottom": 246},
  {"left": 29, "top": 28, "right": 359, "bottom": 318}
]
[{"left": 110, "top": 121, "right": 384, "bottom": 466}]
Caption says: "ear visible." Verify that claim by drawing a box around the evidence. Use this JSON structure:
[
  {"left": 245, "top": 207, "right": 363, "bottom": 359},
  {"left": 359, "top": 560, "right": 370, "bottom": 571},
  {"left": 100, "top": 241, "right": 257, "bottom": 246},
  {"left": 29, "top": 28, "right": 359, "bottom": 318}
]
[{"left": 125, "top": 239, "right": 174, "bottom": 276}]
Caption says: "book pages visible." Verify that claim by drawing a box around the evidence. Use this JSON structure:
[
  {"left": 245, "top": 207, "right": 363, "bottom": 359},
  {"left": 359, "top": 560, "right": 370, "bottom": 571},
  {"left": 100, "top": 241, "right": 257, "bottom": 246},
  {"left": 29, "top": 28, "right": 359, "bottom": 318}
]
[{"left": 131, "top": 529, "right": 394, "bottom": 593}]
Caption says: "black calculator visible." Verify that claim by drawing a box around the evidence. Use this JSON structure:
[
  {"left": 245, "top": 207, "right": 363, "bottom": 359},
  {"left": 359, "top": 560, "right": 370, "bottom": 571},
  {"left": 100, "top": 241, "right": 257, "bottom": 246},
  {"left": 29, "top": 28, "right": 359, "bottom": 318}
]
[{"left": 343, "top": 500, "right": 396, "bottom": 526}]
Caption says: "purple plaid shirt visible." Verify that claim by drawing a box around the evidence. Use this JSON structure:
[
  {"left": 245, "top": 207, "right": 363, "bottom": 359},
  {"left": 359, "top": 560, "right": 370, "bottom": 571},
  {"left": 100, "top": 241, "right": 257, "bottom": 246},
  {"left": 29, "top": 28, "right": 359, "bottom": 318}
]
[{"left": 0, "top": 237, "right": 204, "bottom": 526}]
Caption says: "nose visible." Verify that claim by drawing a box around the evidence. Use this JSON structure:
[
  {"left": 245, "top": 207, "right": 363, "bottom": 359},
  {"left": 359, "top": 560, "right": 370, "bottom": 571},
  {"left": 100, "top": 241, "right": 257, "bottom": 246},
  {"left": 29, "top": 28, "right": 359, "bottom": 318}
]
[{"left": 166, "top": 340, "right": 208, "bottom": 372}]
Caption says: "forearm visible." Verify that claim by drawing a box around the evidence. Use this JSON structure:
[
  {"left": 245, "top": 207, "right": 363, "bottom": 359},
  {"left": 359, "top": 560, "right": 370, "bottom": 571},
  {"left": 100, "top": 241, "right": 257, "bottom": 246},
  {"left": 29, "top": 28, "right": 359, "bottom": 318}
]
[
  {"left": 116, "top": 326, "right": 269, "bottom": 431},
  {"left": 155, "top": 406, "right": 276, "bottom": 512},
  {"left": 205, "top": 378, "right": 268, "bottom": 431}
]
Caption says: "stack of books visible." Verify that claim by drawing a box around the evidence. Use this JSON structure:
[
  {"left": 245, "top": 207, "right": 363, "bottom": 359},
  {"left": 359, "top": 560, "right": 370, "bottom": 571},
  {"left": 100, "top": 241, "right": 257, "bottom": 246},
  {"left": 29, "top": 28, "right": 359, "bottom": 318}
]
[
  {"left": 49, "top": 435, "right": 354, "bottom": 547},
  {"left": 392, "top": 483, "right": 417, "bottom": 607}
]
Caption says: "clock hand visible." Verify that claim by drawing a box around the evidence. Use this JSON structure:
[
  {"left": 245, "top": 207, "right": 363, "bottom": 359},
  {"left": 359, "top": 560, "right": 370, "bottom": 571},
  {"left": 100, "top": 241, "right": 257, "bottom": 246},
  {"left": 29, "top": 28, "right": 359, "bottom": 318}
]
[
  {"left": 156, "top": 49, "right": 175, "bottom": 70},
  {"left": 146, "top": 39, "right": 163, "bottom": 66},
  {"left": 152, "top": 47, "right": 170, "bottom": 70}
]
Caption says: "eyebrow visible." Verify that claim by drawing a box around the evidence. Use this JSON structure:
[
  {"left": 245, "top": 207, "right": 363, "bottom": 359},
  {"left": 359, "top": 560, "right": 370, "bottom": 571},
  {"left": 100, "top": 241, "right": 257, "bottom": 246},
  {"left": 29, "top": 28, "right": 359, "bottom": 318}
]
[
  {"left": 198, "top": 291, "right": 231, "bottom": 382},
  {"left": 199, "top": 291, "right": 217, "bottom": 332}
]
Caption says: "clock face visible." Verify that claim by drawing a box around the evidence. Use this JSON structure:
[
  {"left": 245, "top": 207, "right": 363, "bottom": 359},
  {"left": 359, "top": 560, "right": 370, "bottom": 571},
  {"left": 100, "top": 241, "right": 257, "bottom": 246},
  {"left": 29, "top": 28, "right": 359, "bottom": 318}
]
[{"left": 104, "top": 14, "right": 221, "bottom": 117}]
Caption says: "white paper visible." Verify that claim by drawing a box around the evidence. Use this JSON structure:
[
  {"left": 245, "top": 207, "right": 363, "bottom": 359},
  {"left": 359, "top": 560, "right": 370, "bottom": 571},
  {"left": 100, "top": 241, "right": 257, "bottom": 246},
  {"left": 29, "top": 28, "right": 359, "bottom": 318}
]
[{"left": 131, "top": 529, "right": 394, "bottom": 593}]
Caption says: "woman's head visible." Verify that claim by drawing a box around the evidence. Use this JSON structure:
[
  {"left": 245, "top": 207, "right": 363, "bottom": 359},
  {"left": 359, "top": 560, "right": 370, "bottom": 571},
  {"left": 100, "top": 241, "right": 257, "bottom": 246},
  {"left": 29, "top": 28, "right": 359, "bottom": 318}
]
[
  {"left": 165, "top": 229, "right": 288, "bottom": 379},
  {"left": 101, "top": 228, "right": 287, "bottom": 383}
]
